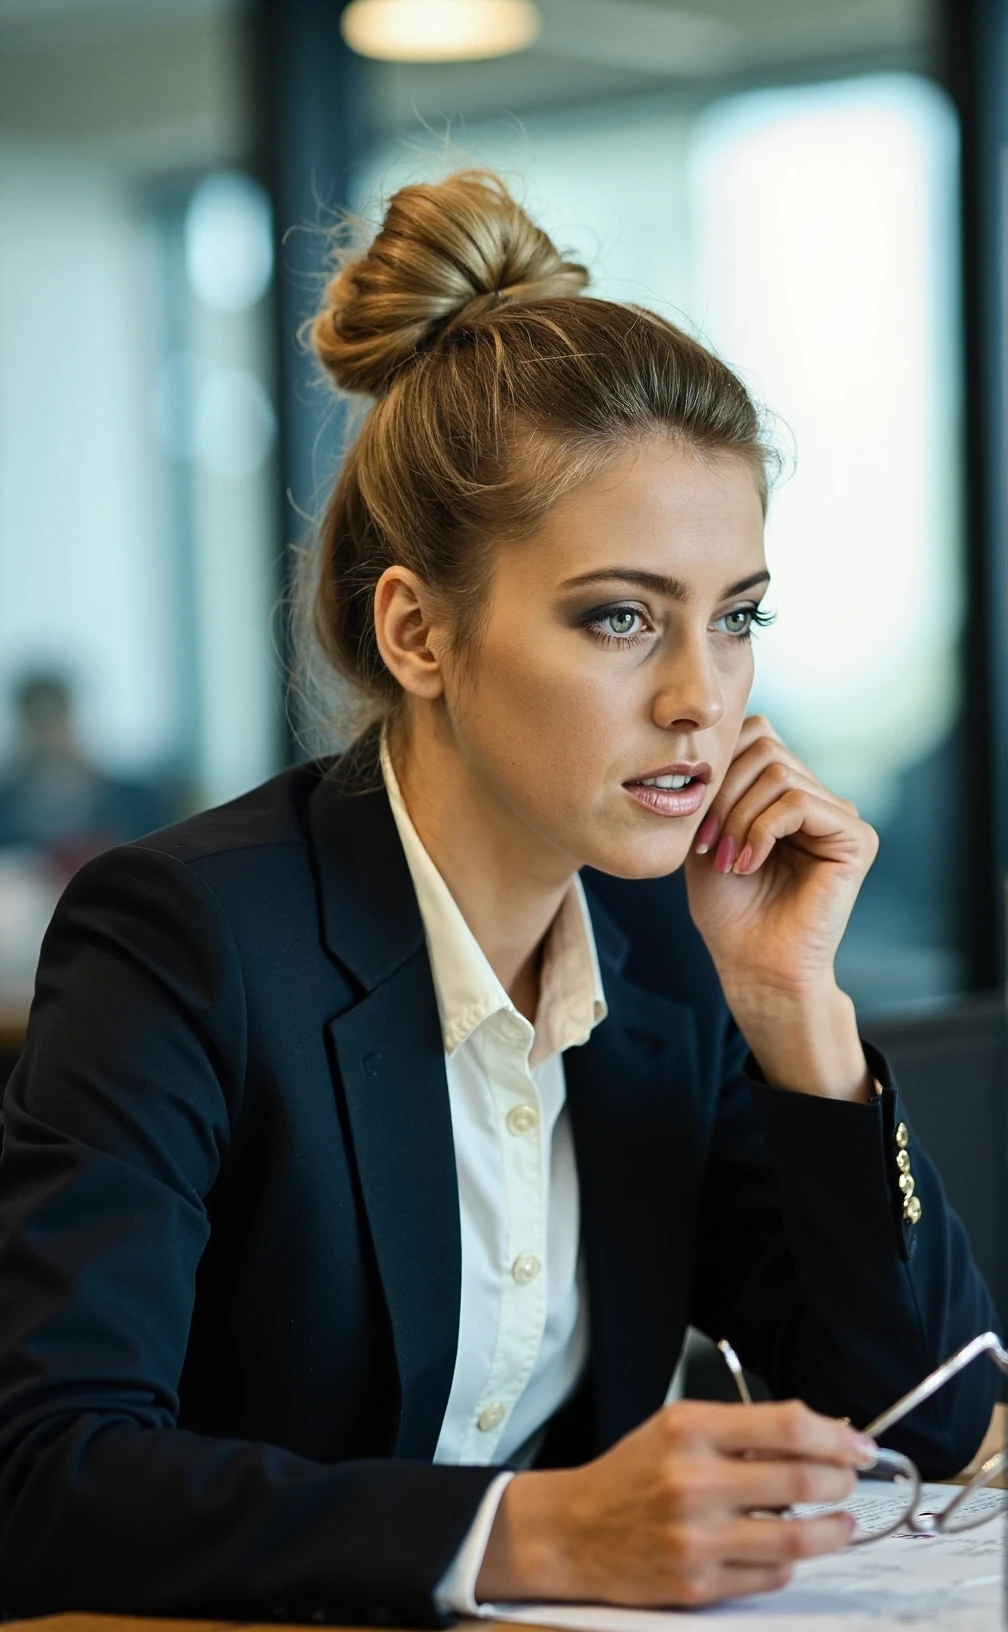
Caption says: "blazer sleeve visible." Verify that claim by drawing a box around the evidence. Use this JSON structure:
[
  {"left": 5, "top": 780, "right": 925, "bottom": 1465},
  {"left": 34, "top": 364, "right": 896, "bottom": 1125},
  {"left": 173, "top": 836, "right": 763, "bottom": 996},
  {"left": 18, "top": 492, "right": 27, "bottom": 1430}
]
[
  {"left": 690, "top": 1015, "right": 1002, "bottom": 1480},
  {"left": 0, "top": 845, "right": 497, "bottom": 1626}
]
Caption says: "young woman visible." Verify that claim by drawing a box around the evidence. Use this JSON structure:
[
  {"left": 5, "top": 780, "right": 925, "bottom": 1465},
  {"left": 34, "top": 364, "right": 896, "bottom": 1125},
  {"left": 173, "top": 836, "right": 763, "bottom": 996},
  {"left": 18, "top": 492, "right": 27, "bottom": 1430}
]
[{"left": 0, "top": 172, "right": 997, "bottom": 1622}]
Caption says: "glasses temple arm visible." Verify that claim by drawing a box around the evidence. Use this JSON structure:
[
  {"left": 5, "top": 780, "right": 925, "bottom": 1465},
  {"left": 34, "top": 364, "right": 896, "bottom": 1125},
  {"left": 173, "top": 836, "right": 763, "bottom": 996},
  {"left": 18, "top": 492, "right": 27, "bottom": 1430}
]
[{"left": 864, "top": 1331, "right": 1008, "bottom": 1439}]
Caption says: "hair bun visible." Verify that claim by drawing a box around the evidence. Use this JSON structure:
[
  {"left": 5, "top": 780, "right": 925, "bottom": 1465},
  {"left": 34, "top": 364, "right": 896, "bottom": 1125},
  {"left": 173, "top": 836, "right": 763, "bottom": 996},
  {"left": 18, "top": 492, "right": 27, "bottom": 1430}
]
[{"left": 309, "top": 169, "right": 589, "bottom": 397}]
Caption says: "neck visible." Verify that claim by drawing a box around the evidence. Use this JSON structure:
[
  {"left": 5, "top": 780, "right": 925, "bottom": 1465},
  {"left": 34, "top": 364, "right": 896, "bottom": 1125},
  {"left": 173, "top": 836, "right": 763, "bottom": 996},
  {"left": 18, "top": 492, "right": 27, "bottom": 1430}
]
[{"left": 392, "top": 710, "right": 577, "bottom": 1020}]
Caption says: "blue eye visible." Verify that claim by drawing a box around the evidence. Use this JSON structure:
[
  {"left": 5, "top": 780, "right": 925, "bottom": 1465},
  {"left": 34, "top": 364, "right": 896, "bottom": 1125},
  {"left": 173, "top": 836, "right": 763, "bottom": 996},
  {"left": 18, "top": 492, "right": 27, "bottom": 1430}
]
[
  {"left": 582, "top": 605, "right": 649, "bottom": 646},
  {"left": 717, "top": 607, "right": 755, "bottom": 637},
  {"left": 713, "top": 603, "right": 776, "bottom": 640}
]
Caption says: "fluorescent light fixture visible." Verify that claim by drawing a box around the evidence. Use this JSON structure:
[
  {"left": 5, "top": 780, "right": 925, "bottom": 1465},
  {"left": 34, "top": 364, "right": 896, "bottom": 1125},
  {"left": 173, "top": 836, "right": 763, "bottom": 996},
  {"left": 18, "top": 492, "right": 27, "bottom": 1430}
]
[{"left": 340, "top": 0, "right": 541, "bottom": 62}]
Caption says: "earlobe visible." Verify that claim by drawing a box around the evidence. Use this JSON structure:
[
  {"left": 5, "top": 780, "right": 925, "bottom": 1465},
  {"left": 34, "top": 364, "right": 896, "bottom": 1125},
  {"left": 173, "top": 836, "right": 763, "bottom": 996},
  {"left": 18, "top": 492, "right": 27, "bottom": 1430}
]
[{"left": 373, "top": 565, "right": 446, "bottom": 700}]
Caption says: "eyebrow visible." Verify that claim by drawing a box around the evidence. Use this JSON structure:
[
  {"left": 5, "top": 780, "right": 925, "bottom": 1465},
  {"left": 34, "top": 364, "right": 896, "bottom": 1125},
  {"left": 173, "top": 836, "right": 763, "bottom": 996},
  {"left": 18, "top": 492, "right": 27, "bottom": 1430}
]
[{"left": 558, "top": 568, "right": 772, "bottom": 601}]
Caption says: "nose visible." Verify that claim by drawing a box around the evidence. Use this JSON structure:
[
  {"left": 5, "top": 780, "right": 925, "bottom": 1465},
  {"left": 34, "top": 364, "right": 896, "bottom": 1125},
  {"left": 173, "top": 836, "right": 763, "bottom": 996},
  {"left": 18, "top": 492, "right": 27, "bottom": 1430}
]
[{"left": 650, "top": 634, "right": 725, "bottom": 734}]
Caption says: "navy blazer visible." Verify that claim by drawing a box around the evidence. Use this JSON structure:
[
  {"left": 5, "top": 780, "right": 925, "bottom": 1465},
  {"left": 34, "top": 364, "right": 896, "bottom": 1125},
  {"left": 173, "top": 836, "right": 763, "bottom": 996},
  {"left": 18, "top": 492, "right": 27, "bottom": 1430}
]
[{"left": 0, "top": 734, "right": 998, "bottom": 1624}]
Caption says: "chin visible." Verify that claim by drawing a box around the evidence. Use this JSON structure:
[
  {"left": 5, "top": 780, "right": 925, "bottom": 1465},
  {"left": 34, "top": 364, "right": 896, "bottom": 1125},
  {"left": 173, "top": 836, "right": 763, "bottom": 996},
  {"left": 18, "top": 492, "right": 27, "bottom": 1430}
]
[{"left": 579, "top": 832, "right": 693, "bottom": 881}]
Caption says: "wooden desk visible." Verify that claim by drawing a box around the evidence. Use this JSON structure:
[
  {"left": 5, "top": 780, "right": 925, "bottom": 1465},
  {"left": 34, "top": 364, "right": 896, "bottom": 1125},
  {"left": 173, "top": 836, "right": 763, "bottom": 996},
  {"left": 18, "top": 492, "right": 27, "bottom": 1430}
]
[{"left": 4, "top": 1406, "right": 1002, "bottom": 1632}]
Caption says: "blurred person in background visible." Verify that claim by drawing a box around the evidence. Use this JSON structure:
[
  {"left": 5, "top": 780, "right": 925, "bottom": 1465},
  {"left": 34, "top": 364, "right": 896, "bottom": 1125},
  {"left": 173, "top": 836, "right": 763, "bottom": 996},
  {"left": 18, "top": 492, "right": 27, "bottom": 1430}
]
[
  {"left": 0, "top": 671, "right": 172, "bottom": 875},
  {"left": 0, "top": 671, "right": 176, "bottom": 1026}
]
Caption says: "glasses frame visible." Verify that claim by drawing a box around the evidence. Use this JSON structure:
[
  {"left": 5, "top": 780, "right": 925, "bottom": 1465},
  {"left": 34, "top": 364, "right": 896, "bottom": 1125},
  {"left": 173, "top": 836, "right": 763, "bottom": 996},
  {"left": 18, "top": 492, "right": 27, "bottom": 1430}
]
[{"left": 717, "top": 1330, "right": 1008, "bottom": 1545}]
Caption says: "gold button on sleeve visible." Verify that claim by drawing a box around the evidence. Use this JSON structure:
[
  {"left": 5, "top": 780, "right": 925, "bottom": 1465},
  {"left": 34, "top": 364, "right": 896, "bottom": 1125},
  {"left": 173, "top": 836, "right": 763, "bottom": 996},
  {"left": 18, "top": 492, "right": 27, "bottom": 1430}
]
[
  {"left": 904, "top": 1194, "right": 922, "bottom": 1224},
  {"left": 896, "top": 1148, "right": 911, "bottom": 1174},
  {"left": 899, "top": 1171, "right": 915, "bottom": 1198},
  {"left": 895, "top": 1121, "right": 910, "bottom": 1149}
]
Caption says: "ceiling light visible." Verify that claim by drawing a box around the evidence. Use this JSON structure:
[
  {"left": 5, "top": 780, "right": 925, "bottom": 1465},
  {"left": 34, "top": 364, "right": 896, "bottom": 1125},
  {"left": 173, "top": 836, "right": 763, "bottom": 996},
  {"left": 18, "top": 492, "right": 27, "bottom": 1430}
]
[{"left": 340, "top": 0, "right": 541, "bottom": 62}]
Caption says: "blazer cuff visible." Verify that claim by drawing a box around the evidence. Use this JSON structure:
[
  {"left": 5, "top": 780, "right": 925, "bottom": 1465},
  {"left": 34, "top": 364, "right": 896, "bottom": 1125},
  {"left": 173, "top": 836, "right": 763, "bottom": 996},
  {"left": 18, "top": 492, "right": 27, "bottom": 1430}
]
[
  {"left": 434, "top": 1471, "right": 514, "bottom": 1616},
  {"left": 743, "top": 1039, "right": 918, "bottom": 1258}
]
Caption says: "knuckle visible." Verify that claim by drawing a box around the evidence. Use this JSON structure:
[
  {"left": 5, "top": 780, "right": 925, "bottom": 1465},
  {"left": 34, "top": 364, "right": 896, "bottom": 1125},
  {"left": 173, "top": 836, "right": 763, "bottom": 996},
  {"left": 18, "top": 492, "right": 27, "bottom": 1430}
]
[
  {"left": 790, "top": 1463, "right": 820, "bottom": 1504},
  {"left": 764, "top": 757, "right": 792, "bottom": 788},
  {"left": 678, "top": 1571, "right": 713, "bottom": 1608},
  {"left": 778, "top": 1399, "right": 813, "bottom": 1449},
  {"left": 769, "top": 1563, "right": 794, "bottom": 1592},
  {"left": 664, "top": 1521, "right": 694, "bottom": 1564},
  {"left": 660, "top": 1404, "right": 691, "bottom": 1449},
  {"left": 749, "top": 715, "right": 774, "bottom": 738},
  {"left": 784, "top": 1522, "right": 818, "bottom": 1560},
  {"left": 662, "top": 1473, "right": 692, "bottom": 1522}
]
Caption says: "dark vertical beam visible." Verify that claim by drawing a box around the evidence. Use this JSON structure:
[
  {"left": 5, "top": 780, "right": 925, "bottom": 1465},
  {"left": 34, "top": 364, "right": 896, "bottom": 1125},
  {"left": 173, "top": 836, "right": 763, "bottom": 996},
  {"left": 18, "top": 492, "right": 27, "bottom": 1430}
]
[
  {"left": 937, "top": 0, "right": 1008, "bottom": 993},
  {"left": 249, "top": 0, "right": 364, "bottom": 762}
]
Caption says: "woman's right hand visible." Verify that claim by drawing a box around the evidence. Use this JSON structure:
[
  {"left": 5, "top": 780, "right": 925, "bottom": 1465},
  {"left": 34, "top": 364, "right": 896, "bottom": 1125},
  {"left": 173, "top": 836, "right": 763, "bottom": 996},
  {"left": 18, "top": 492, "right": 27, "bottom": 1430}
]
[{"left": 475, "top": 1397, "right": 874, "bottom": 1608}]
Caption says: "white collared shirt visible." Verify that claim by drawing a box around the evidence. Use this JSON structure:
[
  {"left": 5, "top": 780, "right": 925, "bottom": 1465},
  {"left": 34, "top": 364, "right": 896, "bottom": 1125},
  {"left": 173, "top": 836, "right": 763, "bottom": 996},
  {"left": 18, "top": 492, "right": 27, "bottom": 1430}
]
[{"left": 379, "top": 740, "right": 607, "bottom": 1603}]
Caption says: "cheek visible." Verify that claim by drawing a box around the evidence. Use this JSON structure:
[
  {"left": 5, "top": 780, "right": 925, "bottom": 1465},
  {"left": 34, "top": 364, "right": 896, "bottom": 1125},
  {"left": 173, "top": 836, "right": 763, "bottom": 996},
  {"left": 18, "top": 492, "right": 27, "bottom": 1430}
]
[{"left": 452, "top": 626, "right": 618, "bottom": 790}]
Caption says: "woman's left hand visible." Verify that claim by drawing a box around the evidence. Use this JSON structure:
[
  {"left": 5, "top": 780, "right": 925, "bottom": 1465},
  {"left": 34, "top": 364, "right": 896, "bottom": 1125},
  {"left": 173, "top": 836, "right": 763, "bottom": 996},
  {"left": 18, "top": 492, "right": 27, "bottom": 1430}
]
[{"left": 683, "top": 715, "right": 879, "bottom": 1097}]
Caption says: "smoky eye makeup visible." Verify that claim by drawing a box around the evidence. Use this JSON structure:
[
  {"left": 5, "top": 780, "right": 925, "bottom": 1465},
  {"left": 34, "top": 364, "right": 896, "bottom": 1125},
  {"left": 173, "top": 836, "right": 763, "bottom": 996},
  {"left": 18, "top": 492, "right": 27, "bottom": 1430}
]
[
  {"left": 573, "top": 601, "right": 654, "bottom": 648},
  {"left": 573, "top": 596, "right": 776, "bottom": 650}
]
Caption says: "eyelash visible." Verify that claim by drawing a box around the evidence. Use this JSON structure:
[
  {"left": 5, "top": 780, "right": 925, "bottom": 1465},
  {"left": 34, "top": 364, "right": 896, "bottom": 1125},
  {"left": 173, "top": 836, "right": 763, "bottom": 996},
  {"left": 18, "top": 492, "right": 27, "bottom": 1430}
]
[{"left": 580, "top": 602, "right": 776, "bottom": 649}]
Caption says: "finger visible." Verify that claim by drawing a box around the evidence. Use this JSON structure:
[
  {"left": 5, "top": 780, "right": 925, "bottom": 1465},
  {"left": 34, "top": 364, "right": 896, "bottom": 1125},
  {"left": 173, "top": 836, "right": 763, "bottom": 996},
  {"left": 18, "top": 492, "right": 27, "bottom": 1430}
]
[
  {"left": 722, "top": 1455, "right": 858, "bottom": 1513},
  {"left": 719, "top": 1560, "right": 795, "bottom": 1599},
  {"left": 703, "top": 1399, "right": 875, "bottom": 1467},
  {"left": 674, "top": 1561, "right": 795, "bottom": 1607},
  {"left": 717, "top": 767, "right": 837, "bottom": 857},
  {"left": 723, "top": 1510, "right": 856, "bottom": 1566},
  {"left": 733, "top": 713, "right": 783, "bottom": 754},
  {"left": 736, "top": 790, "right": 878, "bottom": 876},
  {"left": 699, "top": 745, "right": 853, "bottom": 857}
]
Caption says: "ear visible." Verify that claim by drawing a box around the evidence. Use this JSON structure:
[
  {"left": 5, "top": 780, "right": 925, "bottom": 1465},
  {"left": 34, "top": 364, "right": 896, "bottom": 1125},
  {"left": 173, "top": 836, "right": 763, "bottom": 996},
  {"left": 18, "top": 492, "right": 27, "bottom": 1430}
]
[{"left": 373, "top": 566, "right": 446, "bottom": 701}]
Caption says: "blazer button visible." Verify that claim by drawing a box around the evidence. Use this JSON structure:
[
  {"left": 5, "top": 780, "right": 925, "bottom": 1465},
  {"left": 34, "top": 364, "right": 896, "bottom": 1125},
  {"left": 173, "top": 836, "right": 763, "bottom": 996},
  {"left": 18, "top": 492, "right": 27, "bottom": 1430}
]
[
  {"left": 894, "top": 1121, "right": 909, "bottom": 1149},
  {"left": 363, "top": 1052, "right": 383, "bottom": 1078},
  {"left": 904, "top": 1194, "right": 922, "bottom": 1224}
]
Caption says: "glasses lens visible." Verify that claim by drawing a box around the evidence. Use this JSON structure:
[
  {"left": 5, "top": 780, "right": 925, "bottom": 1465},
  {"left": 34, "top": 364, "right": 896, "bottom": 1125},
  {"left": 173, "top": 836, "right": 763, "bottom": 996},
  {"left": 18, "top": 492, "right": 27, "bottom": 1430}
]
[
  {"left": 791, "top": 1448, "right": 919, "bottom": 1544},
  {"left": 941, "top": 1482, "right": 1008, "bottom": 1533}
]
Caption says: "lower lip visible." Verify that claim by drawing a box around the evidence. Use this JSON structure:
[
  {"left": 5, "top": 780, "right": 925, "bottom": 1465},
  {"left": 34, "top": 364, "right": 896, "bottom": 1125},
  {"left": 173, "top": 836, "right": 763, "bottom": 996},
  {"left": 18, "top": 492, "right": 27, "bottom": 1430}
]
[{"left": 623, "top": 780, "right": 708, "bottom": 817}]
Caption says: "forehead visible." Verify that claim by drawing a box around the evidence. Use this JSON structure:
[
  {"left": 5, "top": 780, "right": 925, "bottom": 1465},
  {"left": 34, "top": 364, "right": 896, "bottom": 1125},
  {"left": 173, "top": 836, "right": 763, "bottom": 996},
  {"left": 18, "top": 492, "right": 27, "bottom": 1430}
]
[{"left": 506, "top": 440, "right": 767, "bottom": 591}]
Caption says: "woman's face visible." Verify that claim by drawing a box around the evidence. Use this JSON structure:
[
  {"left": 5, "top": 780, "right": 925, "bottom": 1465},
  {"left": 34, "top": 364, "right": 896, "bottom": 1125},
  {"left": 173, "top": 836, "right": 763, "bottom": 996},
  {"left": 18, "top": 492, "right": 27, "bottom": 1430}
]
[{"left": 437, "top": 439, "right": 770, "bottom": 880}]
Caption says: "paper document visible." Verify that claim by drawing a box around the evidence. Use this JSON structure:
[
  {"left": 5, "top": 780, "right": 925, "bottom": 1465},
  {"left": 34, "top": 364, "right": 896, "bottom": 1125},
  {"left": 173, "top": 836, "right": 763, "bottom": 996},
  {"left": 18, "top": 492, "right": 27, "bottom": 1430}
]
[{"left": 478, "top": 1483, "right": 1005, "bottom": 1630}]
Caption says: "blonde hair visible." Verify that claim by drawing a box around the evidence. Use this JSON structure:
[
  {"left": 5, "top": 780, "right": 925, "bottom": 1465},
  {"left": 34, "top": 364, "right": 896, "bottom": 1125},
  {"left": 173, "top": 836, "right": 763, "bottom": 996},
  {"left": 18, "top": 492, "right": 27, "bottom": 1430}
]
[{"left": 296, "top": 169, "right": 778, "bottom": 742}]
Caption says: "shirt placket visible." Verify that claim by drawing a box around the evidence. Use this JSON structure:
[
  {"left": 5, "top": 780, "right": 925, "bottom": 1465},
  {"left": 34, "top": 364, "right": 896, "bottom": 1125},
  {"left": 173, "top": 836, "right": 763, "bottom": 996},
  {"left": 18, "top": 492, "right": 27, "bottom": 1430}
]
[{"left": 458, "top": 1013, "right": 548, "bottom": 1463}]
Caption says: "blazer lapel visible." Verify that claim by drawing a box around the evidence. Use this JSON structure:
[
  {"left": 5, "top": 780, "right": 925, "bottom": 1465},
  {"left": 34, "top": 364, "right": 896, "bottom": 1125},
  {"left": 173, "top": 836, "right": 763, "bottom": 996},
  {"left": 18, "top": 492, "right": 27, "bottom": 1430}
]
[
  {"left": 567, "top": 887, "right": 706, "bottom": 1450},
  {"left": 307, "top": 740, "right": 461, "bottom": 1461}
]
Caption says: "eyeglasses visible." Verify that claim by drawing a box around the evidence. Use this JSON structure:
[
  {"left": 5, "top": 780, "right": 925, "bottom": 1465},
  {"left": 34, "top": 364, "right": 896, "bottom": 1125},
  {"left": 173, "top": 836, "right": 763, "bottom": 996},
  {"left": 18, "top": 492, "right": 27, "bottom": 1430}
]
[{"left": 718, "top": 1330, "right": 1008, "bottom": 1545}]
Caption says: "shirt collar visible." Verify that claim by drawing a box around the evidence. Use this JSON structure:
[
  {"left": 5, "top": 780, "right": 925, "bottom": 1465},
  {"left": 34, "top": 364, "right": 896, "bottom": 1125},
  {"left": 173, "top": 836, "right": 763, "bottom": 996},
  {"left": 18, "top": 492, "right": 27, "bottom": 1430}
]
[{"left": 380, "top": 735, "right": 607, "bottom": 1065}]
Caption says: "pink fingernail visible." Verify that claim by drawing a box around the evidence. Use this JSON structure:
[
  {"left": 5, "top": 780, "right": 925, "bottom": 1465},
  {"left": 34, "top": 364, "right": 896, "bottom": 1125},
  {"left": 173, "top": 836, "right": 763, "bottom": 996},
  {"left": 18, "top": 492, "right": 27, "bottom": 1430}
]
[
  {"left": 734, "top": 844, "right": 753, "bottom": 874},
  {"left": 851, "top": 1433, "right": 878, "bottom": 1470},
  {"left": 694, "top": 812, "right": 720, "bottom": 855},
  {"left": 715, "top": 835, "right": 736, "bottom": 874}
]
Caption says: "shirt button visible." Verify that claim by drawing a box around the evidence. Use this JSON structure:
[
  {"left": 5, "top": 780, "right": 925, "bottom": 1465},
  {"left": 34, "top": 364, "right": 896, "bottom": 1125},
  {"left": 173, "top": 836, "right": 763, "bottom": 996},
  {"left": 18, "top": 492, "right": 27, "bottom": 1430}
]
[
  {"left": 476, "top": 1401, "right": 507, "bottom": 1432},
  {"left": 512, "top": 1252, "right": 541, "bottom": 1285},
  {"left": 506, "top": 1103, "right": 539, "bottom": 1136}
]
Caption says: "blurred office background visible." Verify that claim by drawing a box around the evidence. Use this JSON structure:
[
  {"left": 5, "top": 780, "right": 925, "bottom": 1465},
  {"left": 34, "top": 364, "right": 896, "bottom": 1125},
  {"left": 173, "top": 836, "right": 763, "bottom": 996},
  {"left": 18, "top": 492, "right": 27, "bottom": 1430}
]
[{"left": 1, "top": 1, "right": 1005, "bottom": 1324}]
